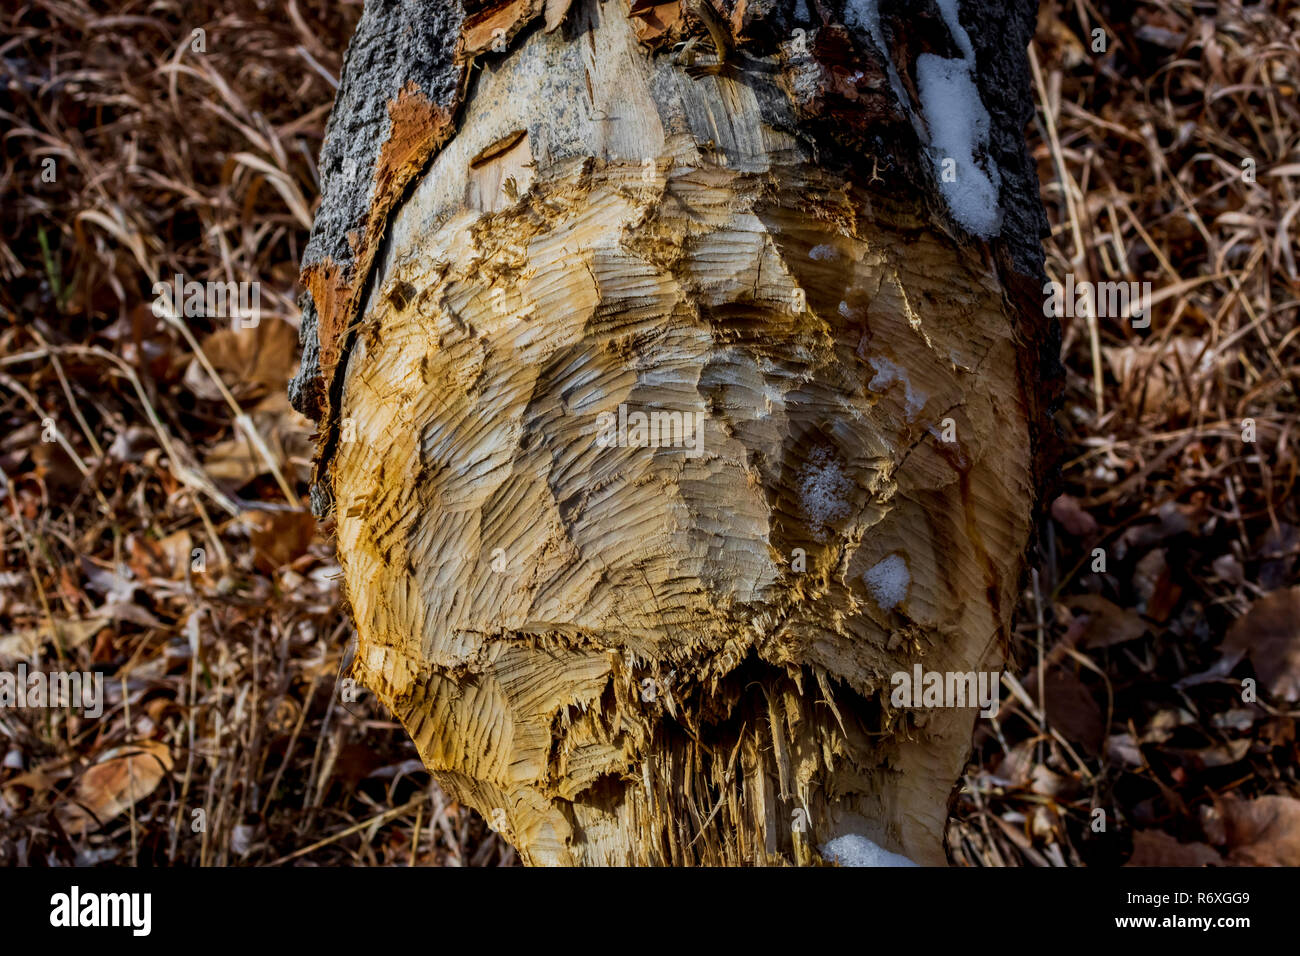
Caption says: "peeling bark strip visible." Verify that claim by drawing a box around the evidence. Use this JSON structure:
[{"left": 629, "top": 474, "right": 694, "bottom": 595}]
[
  {"left": 458, "top": 0, "right": 543, "bottom": 57},
  {"left": 298, "top": 83, "right": 459, "bottom": 384},
  {"left": 297, "top": 0, "right": 1054, "bottom": 865},
  {"left": 289, "top": 0, "right": 469, "bottom": 453}
]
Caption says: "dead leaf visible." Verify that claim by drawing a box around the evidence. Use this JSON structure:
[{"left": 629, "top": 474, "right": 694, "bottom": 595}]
[
  {"left": 1209, "top": 709, "right": 1257, "bottom": 733},
  {"left": 1257, "top": 716, "right": 1295, "bottom": 750},
  {"left": 1105, "top": 732, "right": 1145, "bottom": 768},
  {"left": 183, "top": 318, "right": 300, "bottom": 403},
  {"left": 1143, "top": 707, "right": 1196, "bottom": 743},
  {"left": 1066, "top": 594, "right": 1148, "bottom": 648},
  {"left": 3, "top": 762, "right": 74, "bottom": 797},
  {"left": 1255, "top": 524, "right": 1298, "bottom": 591},
  {"left": 995, "top": 738, "right": 1039, "bottom": 785},
  {"left": 1212, "top": 795, "right": 1300, "bottom": 866},
  {"left": 204, "top": 392, "right": 313, "bottom": 488},
  {"left": 245, "top": 509, "right": 319, "bottom": 573},
  {"left": 126, "top": 532, "right": 170, "bottom": 580},
  {"left": 106, "top": 426, "right": 156, "bottom": 463},
  {"left": 1134, "top": 549, "right": 1181, "bottom": 622},
  {"left": 543, "top": 0, "right": 573, "bottom": 31},
  {"left": 1103, "top": 336, "right": 1216, "bottom": 421},
  {"left": 1167, "top": 738, "right": 1250, "bottom": 771},
  {"left": 1115, "top": 499, "right": 1200, "bottom": 559},
  {"left": 158, "top": 529, "right": 196, "bottom": 579},
  {"left": 1034, "top": 664, "right": 1104, "bottom": 755},
  {"left": 1127, "top": 829, "right": 1220, "bottom": 866},
  {"left": 1222, "top": 586, "right": 1300, "bottom": 703},
  {"left": 58, "top": 740, "right": 173, "bottom": 835},
  {"left": 0, "top": 618, "right": 109, "bottom": 663},
  {"left": 1212, "top": 553, "right": 1244, "bottom": 586},
  {"left": 1050, "top": 494, "right": 1097, "bottom": 538},
  {"left": 98, "top": 600, "right": 166, "bottom": 629}
]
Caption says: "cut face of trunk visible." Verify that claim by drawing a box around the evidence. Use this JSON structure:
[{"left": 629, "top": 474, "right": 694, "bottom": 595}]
[{"left": 310, "top": 0, "right": 1050, "bottom": 865}]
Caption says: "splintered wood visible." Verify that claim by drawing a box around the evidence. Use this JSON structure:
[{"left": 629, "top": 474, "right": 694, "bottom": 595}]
[{"left": 331, "top": 2, "right": 1035, "bottom": 865}]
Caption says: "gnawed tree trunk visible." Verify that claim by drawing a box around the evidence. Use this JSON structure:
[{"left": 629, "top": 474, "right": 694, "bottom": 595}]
[{"left": 291, "top": 0, "right": 1055, "bottom": 865}]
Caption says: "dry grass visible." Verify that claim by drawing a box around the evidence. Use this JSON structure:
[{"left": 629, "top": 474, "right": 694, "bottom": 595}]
[
  {"left": 950, "top": 0, "right": 1300, "bottom": 866},
  {"left": 0, "top": 0, "right": 512, "bottom": 866},
  {"left": 0, "top": 0, "right": 1296, "bottom": 866}
]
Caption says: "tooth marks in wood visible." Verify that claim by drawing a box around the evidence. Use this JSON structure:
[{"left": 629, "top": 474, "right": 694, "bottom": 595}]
[
  {"left": 303, "top": 0, "right": 1052, "bottom": 867},
  {"left": 294, "top": 0, "right": 1048, "bottom": 517}
]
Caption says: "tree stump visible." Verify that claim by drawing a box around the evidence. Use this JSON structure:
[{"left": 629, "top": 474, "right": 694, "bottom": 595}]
[{"left": 291, "top": 0, "right": 1055, "bottom": 865}]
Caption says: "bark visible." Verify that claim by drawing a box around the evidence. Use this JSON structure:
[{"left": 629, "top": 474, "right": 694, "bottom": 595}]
[{"left": 293, "top": 0, "right": 1055, "bottom": 865}]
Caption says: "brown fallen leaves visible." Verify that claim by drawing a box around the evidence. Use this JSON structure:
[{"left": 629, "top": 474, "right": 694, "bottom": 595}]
[
  {"left": 1127, "top": 829, "right": 1221, "bottom": 867},
  {"left": 246, "top": 509, "right": 320, "bottom": 574},
  {"left": 1221, "top": 587, "right": 1300, "bottom": 704},
  {"left": 57, "top": 741, "right": 174, "bottom": 836},
  {"left": 0, "top": 0, "right": 516, "bottom": 869},
  {"left": 1065, "top": 594, "right": 1148, "bottom": 650},
  {"left": 1208, "top": 796, "right": 1300, "bottom": 867},
  {"left": 1131, "top": 794, "right": 1300, "bottom": 867},
  {"left": 1117, "top": 587, "right": 1300, "bottom": 865},
  {"left": 182, "top": 319, "right": 301, "bottom": 404}
]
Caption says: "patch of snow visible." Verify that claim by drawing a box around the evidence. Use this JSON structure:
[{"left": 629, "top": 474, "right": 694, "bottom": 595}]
[
  {"left": 799, "top": 446, "right": 853, "bottom": 541},
  {"left": 916, "top": 59, "right": 1001, "bottom": 237},
  {"left": 821, "top": 833, "right": 918, "bottom": 867},
  {"left": 867, "top": 356, "right": 927, "bottom": 421},
  {"left": 842, "top": 0, "right": 883, "bottom": 50},
  {"left": 915, "top": 0, "right": 1003, "bottom": 237},
  {"left": 933, "top": 0, "right": 976, "bottom": 58},
  {"left": 845, "top": 0, "right": 1002, "bottom": 237},
  {"left": 864, "top": 553, "right": 909, "bottom": 610}
]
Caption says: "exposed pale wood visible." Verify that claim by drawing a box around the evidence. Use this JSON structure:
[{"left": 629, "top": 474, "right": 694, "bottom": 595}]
[{"left": 327, "top": 1, "right": 1041, "bottom": 866}]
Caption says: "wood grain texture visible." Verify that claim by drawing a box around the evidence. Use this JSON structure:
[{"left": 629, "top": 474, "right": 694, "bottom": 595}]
[
  {"left": 327, "top": 0, "right": 1042, "bottom": 865},
  {"left": 291, "top": 0, "right": 1050, "bottom": 519}
]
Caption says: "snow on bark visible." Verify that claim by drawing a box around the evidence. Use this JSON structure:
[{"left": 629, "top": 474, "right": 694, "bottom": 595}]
[{"left": 916, "top": 0, "right": 1003, "bottom": 237}]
